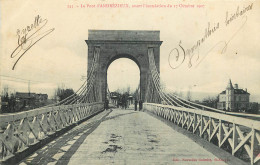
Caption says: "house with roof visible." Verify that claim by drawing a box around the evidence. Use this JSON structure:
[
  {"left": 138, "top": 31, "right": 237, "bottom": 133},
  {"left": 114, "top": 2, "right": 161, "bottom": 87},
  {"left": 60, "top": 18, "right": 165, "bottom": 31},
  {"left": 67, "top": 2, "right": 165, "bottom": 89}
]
[
  {"left": 15, "top": 92, "right": 48, "bottom": 110},
  {"left": 217, "top": 79, "right": 250, "bottom": 111}
]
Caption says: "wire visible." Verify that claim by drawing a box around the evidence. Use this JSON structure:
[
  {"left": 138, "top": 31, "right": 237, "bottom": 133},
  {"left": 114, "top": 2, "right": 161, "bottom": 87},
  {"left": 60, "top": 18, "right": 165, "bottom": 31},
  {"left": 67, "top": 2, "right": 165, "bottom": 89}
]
[{"left": 0, "top": 74, "right": 44, "bottom": 83}]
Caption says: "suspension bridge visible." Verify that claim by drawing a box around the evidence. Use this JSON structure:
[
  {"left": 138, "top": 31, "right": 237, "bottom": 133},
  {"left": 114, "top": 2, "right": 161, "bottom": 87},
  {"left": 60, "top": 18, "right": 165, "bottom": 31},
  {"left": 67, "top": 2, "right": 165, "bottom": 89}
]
[{"left": 0, "top": 30, "right": 259, "bottom": 165}]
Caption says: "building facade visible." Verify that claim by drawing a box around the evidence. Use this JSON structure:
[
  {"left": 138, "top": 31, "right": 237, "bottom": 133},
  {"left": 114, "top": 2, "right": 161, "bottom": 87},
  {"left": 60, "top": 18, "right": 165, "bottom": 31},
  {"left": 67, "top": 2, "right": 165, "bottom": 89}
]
[
  {"left": 16, "top": 92, "right": 48, "bottom": 110},
  {"left": 217, "top": 79, "right": 250, "bottom": 111}
]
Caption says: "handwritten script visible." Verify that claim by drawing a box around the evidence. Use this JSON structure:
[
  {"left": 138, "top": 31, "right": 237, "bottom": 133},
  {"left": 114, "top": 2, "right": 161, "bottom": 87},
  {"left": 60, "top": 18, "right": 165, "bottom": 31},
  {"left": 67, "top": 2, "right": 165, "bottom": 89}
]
[
  {"left": 168, "top": 3, "right": 253, "bottom": 69},
  {"left": 10, "top": 15, "right": 55, "bottom": 70}
]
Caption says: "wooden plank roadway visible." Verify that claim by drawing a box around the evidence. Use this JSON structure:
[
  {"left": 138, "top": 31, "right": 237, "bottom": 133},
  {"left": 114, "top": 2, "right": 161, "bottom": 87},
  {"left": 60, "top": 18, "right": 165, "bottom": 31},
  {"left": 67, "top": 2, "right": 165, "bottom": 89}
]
[{"left": 19, "top": 108, "right": 240, "bottom": 165}]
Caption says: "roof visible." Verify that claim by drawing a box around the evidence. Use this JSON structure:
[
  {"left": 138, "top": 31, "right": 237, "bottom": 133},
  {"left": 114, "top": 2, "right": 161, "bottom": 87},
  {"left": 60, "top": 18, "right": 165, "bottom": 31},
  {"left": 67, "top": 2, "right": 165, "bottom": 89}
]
[
  {"left": 15, "top": 92, "right": 48, "bottom": 99},
  {"left": 226, "top": 79, "right": 234, "bottom": 89},
  {"left": 36, "top": 94, "right": 48, "bottom": 97},
  {"left": 16, "top": 92, "right": 36, "bottom": 98},
  {"left": 88, "top": 30, "right": 160, "bottom": 41},
  {"left": 234, "top": 89, "right": 250, "bottom": 94},
  {"left": 220, "top": 89, "right": 250, "bottom": 95},
  {"left": 220, "top": 90, "right": 226, "bottom": 94}
]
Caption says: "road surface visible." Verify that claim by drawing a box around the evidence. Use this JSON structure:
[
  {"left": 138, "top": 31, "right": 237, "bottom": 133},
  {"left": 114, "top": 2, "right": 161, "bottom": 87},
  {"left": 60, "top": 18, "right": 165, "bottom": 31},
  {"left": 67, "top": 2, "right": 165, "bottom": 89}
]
[{"left": 20, "top": 108, "right": 229, "bottom": 165}]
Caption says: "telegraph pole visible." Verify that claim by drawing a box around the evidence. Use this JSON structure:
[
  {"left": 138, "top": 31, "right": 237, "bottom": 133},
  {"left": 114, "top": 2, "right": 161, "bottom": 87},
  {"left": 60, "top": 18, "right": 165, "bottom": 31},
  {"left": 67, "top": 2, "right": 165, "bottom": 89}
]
[
  {"left": 28, "top": 80, "right": 31, "bottom": 107},
  {"left": 28, "top": 80, "right": 31, "bottom": 96}
]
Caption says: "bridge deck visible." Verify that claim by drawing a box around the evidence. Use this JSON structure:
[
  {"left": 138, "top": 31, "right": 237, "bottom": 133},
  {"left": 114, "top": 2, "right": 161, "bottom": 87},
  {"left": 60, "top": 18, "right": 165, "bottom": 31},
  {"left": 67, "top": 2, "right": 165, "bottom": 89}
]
[{"left": 20, "top": 109, "right": 229, "bottom": 165}]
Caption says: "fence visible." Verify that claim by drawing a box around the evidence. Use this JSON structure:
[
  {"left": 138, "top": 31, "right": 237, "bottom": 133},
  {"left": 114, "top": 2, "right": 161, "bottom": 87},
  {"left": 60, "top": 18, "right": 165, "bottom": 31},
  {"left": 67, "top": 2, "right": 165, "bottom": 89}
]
[
  {"left": 144, "top": 103, "right": 260, "bottom": 165},
  {"left": 0, "top": 102, "right": 104, "bottom": 161}
]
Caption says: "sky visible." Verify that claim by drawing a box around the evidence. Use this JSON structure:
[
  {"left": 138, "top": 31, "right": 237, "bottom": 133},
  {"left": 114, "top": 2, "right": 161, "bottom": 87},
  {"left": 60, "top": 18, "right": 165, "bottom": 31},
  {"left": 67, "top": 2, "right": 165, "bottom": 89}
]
[
  {"left": 0, "top": 0, "right": 259, "bottom": 102},
  {"left": 107, "top": 58, "right": 140, "bottom": 93}
]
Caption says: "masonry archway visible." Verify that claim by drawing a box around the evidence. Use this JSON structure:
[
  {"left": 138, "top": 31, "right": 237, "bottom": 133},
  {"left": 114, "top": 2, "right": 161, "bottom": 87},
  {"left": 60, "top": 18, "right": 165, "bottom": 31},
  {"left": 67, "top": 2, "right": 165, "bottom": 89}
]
[
  {"left": 86, "top": 30, "right": 162, "bottom": 102},
  {"left": 106, "top": 55, "right": 141, "bottom": 100}
]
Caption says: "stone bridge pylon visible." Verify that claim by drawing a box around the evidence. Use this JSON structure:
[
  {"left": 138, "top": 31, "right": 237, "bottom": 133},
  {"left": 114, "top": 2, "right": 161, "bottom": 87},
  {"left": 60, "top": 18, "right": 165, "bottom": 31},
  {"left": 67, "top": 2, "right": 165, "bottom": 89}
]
[{"left": 85, "top": 30, "right": 163, "bottom": 102}]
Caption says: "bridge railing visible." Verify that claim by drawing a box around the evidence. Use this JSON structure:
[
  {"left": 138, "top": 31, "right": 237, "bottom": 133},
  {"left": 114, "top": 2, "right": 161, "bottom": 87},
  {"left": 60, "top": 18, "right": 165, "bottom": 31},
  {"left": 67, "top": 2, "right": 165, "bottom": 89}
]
[
  {"left": 144, "top": 103, "right": 260, "bottom": 165},
  {"left": 171, "top": 94, "right": 260, "bottom": 118},
  {"left": 0, "top": 102, "right": 104, "bottom": 161}
]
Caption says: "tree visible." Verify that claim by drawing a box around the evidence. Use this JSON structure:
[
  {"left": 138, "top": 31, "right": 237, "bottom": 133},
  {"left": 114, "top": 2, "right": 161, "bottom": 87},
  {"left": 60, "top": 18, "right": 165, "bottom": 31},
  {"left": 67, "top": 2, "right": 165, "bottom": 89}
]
[
  {"left": 54, "top": 85, "right": 75, "bottom": 103},
  {"left": 1, "top": 86, "right": 9, "bottom": 113},
  {"left": 202, "top": 95, "right": 219, "bottom": 108},
  {"left": 127, "top": 85, "right": 131, "bottom": 94},
  {"left": 8, "top": 93, "right": 16, "bottom": 113},
  {"left": 0, "top": 86, "right": 17, "bottom": 113},
  {"left": 187, "top": 90, "right": 191, "bottom": 101},
  {"left": 59, "top": 89, "right": 75, "bottom": 101}
]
